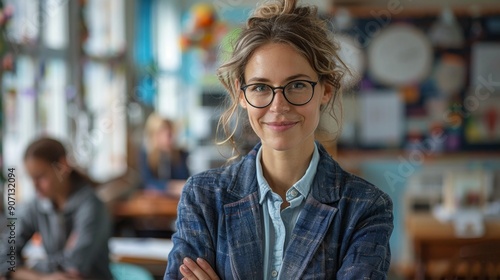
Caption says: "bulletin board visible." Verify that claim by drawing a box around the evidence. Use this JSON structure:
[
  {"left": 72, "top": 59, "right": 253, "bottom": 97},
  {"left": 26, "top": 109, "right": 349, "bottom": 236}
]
[{"left": 333, "top": 13, "right": 500, "bottom": 152}]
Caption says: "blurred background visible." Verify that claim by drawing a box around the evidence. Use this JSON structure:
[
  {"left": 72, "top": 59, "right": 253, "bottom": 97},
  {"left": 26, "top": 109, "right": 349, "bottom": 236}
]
[{"left": 0, "top": 0, "right": 499, "bottom": 279}]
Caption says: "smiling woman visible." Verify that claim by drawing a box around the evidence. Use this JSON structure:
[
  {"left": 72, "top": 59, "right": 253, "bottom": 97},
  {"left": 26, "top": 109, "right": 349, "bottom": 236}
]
[
  {"left": 165, "top": 0, "right": 394, "bottom": 279},
  {"left": 236, "top": 43, "right": 331, "bottom": 154}
]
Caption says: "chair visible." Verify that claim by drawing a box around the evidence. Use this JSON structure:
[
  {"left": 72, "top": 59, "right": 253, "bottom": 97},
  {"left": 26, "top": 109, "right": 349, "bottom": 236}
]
[
  {"left": 440, "top": 242, "right": 500, "bottom": 280},
  {"left": 110, "top": 262, "right": 155, "bottom": 280}
]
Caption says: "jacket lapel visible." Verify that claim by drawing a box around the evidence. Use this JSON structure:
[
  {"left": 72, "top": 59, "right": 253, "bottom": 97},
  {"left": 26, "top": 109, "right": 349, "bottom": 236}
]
[
  {"left": 279, "top": 195, "right": 338, "bottom": 279},
  {"left": 223, "top": 192, "right": 263, "bottom": 280}
]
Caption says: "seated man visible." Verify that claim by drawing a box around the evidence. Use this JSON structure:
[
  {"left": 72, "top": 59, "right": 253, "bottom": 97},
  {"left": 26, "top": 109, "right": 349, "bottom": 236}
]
[{"left": 0, "top": 137, "right": 113, "bottom": 280}]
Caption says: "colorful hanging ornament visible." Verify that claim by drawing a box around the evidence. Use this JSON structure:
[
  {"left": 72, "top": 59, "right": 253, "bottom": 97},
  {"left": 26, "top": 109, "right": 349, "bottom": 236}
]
[{"left": 180, "top": 3, "right": 226, "bottom": 52}]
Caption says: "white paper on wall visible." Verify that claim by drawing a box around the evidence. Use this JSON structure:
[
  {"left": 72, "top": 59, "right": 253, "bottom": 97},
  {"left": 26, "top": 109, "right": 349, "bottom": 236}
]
[{"left": 359, "top": 90, "right": 404, "bottom": 147}]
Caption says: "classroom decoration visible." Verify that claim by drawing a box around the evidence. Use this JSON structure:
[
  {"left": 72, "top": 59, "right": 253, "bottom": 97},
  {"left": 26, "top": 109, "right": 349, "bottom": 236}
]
[
  {"left": 180, "top": 3, "right": 226, "bottom": 52},
  {"left": 367, "top": 24, "right": 433, "bottom": 87}
]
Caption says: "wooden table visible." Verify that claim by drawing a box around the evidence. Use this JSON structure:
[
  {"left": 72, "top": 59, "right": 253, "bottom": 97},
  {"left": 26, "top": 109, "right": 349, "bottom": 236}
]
[
  {"left": 406, "top": 213, "right": 500, "bottom": 279},
  {"left": 112, "top": 191, "right": 181, "bottom": 235},
  {"left": 113, "top": 192, "right": 179, "bottom": 218}
]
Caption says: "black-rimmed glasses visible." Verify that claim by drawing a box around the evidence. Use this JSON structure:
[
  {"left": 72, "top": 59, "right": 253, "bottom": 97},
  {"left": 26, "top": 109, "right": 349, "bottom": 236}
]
[{"left": 240, "top": 80, "right": 318, "bottom": 108}]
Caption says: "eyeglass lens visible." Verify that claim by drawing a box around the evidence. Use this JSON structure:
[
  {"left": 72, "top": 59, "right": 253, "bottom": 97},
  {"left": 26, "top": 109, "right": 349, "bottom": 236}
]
[{"left": 244, "top": 80, "right": 314, "bottom": 108}]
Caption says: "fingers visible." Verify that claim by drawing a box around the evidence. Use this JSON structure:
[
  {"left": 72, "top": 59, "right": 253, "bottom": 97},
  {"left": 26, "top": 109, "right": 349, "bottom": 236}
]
[
  {"left": 57, "top": 272, "right": 81, "bottom": 280},
  {"left": 196, "top": 258, "right": 220, "bottom": 280},
  {"left": 179, "top": 257, "right": 219, "bottom": 280},
  {"left": 180, "top": 257, "right": 208, "bottom": 280},
  {"left": 65, "top": 268, "right": 82, "bottom": 278},
  {"left": 43, "top": 272, "right": 77, "bottom": 280}
]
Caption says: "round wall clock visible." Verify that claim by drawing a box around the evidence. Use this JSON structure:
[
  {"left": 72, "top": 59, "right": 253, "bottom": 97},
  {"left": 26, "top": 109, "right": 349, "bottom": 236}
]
[{"left": 368, "top": 24, "right": 433, "bottom": 87}]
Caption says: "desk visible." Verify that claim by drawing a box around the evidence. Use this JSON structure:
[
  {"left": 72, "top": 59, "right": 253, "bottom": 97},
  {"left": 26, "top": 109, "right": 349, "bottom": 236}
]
[
  {"left": 406, "top": 213, "right": 500, "bottom": 279},
  {"left": 23, "top": 237, "right": 172, "bottom": 278},
  {"left": 110, "top": 237, "right": 172, "bottom": 277},
  {"left": 113, "top": 192, "right": 179, "bottom": 218}
]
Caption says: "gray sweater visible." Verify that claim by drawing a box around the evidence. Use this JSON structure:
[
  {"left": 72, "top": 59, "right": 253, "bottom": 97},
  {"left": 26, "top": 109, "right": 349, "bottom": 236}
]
[{"left": 0, "top": 181, "right": 113, "bottom": 279}]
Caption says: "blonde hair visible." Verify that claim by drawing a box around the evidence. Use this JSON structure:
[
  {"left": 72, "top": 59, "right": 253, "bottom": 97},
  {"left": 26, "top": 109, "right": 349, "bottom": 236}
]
[
  {"left": 144, "top": 113, "right": 180, "bottom": 173},
  {"left": 216, "top": 0, "right": 346, "bottom": 156}
]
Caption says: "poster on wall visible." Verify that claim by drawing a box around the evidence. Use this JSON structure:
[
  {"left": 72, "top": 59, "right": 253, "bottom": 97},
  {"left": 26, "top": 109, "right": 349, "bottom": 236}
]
[
  {"left": 470, "top": 42, "right": 500, "bottom": 91},
  {"left": 465, "top": 42, "right": 500, "bottom": 148},
  {"left": 464, "top": 96, "right": 500, "bottom": 145},
  {"left": 358, "top": 90, "right": 404, "bottom": 148}
]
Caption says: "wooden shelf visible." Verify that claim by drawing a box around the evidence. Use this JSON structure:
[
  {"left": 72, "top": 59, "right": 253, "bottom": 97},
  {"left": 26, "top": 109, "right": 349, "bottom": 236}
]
[
  {"left": 335, "top": 149, "right": 500, "bottom": 175},
  {"left": 329, "top": 4, "right": 500, "bottom": 18}
]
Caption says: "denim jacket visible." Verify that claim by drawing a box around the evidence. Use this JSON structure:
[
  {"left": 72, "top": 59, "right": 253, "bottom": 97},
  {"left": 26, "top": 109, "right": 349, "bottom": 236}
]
[{"left": 165, "top": 143, "right": 393, "bottom": 280}]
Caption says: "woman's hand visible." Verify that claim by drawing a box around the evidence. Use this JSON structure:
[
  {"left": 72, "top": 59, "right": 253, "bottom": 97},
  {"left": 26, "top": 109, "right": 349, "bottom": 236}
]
[
  {"left": 39, "top": 272, "right": 82, "bottom": 280},
  {"left": 179, "top": 257, "right": 220, "bottom": 280},
  {"left": 8, "top": 268, "right": 81, "bottom": 280}
]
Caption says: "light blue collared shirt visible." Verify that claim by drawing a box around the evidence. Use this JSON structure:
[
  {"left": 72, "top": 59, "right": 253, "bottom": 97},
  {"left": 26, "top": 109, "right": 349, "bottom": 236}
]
[{"left": 256, "top": 143, "right": 320, "bottom": 280}]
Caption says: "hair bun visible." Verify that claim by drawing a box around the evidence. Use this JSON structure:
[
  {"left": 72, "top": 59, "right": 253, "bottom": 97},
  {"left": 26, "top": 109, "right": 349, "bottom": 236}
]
[{"left": 247, "top": 0, "right": 316, "bottom": 28}]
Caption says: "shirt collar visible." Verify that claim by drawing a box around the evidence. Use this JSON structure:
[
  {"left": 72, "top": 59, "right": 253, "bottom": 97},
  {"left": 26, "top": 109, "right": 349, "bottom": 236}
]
[
  {"left": 256, "top": 143, "right": 320, "bottom": 205},
  {"left": 256, "top": 147, "right": 270, "bottom": 205},
  {"left": 290, "top": 144, "right": 320, "bottom": 201}
]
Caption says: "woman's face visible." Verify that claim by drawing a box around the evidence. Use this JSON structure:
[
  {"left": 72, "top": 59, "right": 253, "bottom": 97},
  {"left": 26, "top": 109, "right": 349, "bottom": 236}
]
[
  {"left": 156, "top": 123, "right": 173, "bottom": 152},
  {"left": 238, "top": 43, "right": 332, "bottom": 152},
  {"left": 25, "top": 157, "right": 68, "bottom": 199}
]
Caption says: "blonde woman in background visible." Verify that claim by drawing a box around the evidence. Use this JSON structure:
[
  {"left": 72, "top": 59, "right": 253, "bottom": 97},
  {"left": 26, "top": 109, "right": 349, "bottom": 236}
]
[{"left": 139, "top": 113, "right": 190, "bottom": 197}]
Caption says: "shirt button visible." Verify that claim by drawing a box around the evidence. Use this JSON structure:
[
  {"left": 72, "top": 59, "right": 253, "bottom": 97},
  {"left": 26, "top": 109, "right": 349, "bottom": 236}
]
[
  {"left": 271, "top": 270, "right": 278, "bottom": 277},
  {"left": 290, "top": 189, "right": 298, "bottom": 197}
]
